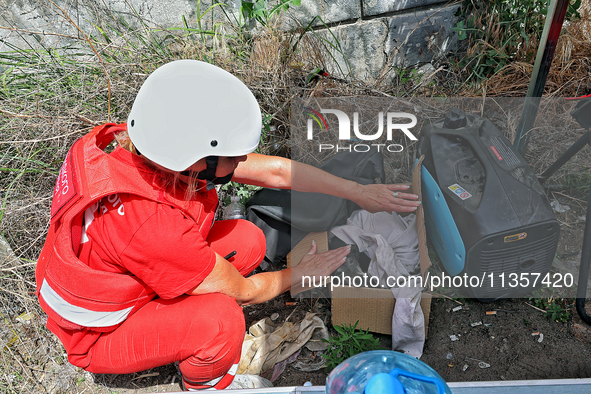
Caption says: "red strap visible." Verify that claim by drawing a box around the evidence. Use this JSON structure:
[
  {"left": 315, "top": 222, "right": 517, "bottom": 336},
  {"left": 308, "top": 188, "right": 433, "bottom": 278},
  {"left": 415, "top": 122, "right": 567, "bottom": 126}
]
[
  {"left": 71, "top": 214, "right": 83, "bottom": 256},
  {"left": 566, "top": 92, "right": 591, "bottom": 101},
  {"left": 94, "top": 123, "right": 126, "bottom": 150}
]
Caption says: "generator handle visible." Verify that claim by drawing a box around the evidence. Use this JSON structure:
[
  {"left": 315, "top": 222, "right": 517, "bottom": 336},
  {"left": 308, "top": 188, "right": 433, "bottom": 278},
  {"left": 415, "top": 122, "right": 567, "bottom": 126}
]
[{"left": 435, "top": 118, "right": 515, "bottom": 179}]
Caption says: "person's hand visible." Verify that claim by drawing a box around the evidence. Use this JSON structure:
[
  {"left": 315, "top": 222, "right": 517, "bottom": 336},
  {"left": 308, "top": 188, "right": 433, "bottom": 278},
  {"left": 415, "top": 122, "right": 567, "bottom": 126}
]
[
  {"left": 353, "top": 183, "right": 420, "bottom": 214},
  {"left": 290, "top": 241, "right": 350, "bottom": 294}
]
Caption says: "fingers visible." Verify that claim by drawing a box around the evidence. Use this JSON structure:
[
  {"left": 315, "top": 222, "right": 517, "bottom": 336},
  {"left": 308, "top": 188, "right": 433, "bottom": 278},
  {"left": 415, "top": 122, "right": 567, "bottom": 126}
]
[
  {"left": 315, "top": 245, "right": 350, "bottom": 266},
  {"left": 391, "top": 204, "right": 421, "bottom": 213},
  {"left": 357, "top": 184, "right": 422, "bottom": 214},
  {"left": 392, "top": 191, "right": 420, "bottom": 202},
  {"left": 382, "top": 184, "right": 419, "bottom": 201},
  {"left": 387, "top": 184, "right": 418, "bottom": 200},
  {"left": 301, "top": 244, "right": 350, "bottom": 272},
  {"left": 323, "top": 245, "right": 350, "bottom": 270},
  {"left": 306, "top": 240, "right": 318, "bottom": 255},
  {"left": 387, "top": 186, "right": 420, "bottom": 211},
  {"left": 291, "top": 245, "right": 351, "bottom": 294},
  {"left": 387, "top": 184, "right": 412, "bottom": 191},
  {"left": 389, "top": 189, "right": 420, "bottom": 212},
  {"left": 390, "top": 197, "right": 421, "bottom": 212}
]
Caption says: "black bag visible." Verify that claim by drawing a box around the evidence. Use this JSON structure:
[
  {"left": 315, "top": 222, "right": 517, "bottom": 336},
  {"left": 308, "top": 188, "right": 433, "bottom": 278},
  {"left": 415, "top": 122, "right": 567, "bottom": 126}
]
[{"left": 246, "top": 149, "right": 385, "bottom": 265}]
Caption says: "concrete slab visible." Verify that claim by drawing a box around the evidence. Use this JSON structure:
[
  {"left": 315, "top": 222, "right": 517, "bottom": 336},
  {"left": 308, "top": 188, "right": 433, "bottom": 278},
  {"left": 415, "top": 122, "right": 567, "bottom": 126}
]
[
  {"left": 0, "top": 235, "right": 17, "bottom": 266},
  {"left": 363, "top": 0, "right": 449, "bottom": 18}
]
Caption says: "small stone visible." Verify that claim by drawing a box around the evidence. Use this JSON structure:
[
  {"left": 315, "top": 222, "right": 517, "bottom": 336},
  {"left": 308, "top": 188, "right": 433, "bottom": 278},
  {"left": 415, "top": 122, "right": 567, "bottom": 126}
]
[{"left": 270, "top": 313, "right": 279, "bottom": 321}]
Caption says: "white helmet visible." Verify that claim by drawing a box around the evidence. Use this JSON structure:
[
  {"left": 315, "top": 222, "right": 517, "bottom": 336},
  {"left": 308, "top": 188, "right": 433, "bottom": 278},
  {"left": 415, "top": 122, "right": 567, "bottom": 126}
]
[{"left": 127, "top": 60, "right": 262, "bottom": 172}]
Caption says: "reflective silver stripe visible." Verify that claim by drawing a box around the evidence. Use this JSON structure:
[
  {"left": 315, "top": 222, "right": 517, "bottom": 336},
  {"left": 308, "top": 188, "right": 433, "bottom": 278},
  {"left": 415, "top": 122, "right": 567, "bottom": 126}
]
[
  {"left": 200, "top": 376, "right": 224, "bottom": 387},
  {"left": 40, "top": 279, "right": 133, "bottom": 327},
  {"left": 184, "top": 362, "right": 240, "bottom": 390},
  {"left": 227, "top": 362, "right": 239, "bottom": 376},
  {"left": 203, "top": 363, "right": 238, "bottom": 386}
]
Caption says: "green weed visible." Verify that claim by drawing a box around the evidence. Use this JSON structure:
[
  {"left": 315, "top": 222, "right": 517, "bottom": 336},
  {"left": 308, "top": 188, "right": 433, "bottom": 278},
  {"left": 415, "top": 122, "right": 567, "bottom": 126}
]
[
  {"left": 452, "top": 0, "right": 581, "bottom": 83},
  {"left": 219, "top": 181, "right": 262, "bottom": 206},
  {"left": 529, "top": 296, "right": 572, "bottom": 323},
  {"left": 240, "top": 0, "right": 301, "bottom": 27},
  {"left": 292, "top": 15, "right": 352, "bottom": 79},
  {"left": 395, "top": 67, "right": 422, "bottom": 85},
  {"left": 544, "top": 301, "right": 570, "bottom": 323},
  {"left": 322, "top": 321, "right": 383, "bottom": 372}
]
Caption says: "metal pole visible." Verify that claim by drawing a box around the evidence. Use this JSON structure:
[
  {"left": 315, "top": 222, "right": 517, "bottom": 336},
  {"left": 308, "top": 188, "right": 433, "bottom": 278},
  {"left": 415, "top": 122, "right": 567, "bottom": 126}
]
[
  {"left": 514, "top": 0, "right": 570, "bottom": 156},
  {"left": 538, "top": 132, "right": 591, "bottom": 184},
  {"left": 576, "top": 179, "right": 591, "bottom": 324}
]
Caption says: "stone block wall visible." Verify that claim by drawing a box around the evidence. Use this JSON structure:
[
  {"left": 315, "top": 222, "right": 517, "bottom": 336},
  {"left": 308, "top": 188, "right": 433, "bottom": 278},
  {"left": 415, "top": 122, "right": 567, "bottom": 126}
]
[
  {"left": 0, "top": 0, "right": 460, "bottom": 83},
  {"left": 288, "top": 0, "right": 460, "bottom": 82}
]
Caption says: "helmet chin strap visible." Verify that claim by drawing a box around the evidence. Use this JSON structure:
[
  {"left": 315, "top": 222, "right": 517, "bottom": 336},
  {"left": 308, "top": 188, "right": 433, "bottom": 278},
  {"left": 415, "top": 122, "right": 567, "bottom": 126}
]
[{"left": 194, "top": 156, "right": 234, "bottom": 191}]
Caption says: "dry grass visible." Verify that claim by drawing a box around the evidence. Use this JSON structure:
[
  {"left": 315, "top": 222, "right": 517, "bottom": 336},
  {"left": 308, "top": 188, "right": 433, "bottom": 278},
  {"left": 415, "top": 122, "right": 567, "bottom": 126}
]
[
  {"left": 0, "top": 4, "right": 348, "bottom": 392},
  {"left": 0, "top": 1, "right": 590, "bottom": 393},
  {"left": 484, "top": 0, "right": 591, "bottom": 97}
]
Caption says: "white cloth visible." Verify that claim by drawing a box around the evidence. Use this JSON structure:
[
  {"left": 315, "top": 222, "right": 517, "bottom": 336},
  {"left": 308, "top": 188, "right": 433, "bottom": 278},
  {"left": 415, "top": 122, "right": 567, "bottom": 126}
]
[
  {"left": 228, "top": 374, "right": 273, "bottom": 389},
  {"left": 331, "top": 210, "right": 425, "bottom": 358},
  {"left": 238, "top": 312, "right": 328, "bottom": 375}
]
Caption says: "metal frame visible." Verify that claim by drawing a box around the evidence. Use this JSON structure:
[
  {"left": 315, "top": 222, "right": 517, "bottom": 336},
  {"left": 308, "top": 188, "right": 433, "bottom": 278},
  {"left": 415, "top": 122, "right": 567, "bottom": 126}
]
[
  {"left": 511, "top": 0, "right": 591, "bottom": 323},
  {"left": 514, "top": 0, "right": 570, "bottom": 155},
  {"left": 160, "top": 378, "right": 591, "bottom": 393},
  {"left": 538, "top": 127, "right": 591, "bottom": 324}
]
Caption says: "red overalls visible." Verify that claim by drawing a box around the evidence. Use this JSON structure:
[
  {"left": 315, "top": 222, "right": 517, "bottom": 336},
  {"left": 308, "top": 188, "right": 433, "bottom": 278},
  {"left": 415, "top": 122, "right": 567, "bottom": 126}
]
[{"left": 36, "top": 124, "right": 265, "bottom": 389}]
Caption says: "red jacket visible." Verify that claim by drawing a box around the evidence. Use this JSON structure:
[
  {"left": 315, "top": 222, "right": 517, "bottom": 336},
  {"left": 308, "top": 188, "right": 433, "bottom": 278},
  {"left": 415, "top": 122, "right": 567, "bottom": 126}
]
[{"left": 36, "top": 123, "right": 218, "bottom": 332}]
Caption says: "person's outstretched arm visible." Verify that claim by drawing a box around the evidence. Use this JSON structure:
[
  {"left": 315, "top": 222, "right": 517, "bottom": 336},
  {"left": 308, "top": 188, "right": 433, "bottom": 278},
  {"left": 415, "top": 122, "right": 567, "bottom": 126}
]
[
  {"left": 187, "top": 242, "right": 350, "bottom": 305},
  {"left": 232, "top": 153, "right": 420, "bottom": 214}
]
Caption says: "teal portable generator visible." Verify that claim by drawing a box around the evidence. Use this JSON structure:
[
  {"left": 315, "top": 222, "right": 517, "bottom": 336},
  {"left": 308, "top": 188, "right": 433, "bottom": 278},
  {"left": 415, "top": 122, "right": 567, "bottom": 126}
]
[{"left": 417, "top": 108, "right": 560, "bottom": 300}]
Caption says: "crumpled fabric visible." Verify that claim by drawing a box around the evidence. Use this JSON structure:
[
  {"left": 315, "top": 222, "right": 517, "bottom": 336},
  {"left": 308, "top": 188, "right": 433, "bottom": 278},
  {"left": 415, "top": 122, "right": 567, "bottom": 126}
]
[
  {"left": 331, "top": 210, "right": 425, "bottom": 358},
  {"left": 229, "top": 374, "right": 273, "bottom": 389},
  {"left": 237, "top": 312, "right": 329, "bottom": 376}
]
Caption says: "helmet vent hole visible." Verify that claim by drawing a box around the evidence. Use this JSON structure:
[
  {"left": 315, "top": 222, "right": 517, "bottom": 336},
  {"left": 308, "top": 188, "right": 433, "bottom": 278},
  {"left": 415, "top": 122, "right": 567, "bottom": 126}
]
[
  {"left": 211, "top": 140, "right": 218, "bottom": 147},
  {"left": 130, "top": 119, "right": 135, "bottom": 127}
]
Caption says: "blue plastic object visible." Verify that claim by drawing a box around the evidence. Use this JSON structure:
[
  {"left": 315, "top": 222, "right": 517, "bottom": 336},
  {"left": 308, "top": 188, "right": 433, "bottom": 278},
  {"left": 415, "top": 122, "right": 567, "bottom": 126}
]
[
  {"left": 420, "top": 164, "right": 466, "bottom": 276},
  {"left": 364, "top": 373, "right": 403, "bottom": 394},
  {"left": 326, "top": 351, "right": 453, "bottom": 394}
]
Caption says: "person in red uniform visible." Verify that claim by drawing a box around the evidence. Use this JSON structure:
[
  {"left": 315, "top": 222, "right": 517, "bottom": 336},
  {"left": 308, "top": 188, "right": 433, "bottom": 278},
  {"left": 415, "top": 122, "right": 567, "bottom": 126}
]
[{"left": 36, "top": 60, "right": 420, "bottom": 390}]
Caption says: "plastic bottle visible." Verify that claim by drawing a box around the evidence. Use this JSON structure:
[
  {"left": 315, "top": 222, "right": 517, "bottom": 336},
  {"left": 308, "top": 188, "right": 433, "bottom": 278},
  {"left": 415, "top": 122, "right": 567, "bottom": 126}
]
[
  {"left": 325, "top": 351, "right": 453, "bottom": 394},
  {"left": 223, "top": 196, "right": 246, "bottom": 220}
]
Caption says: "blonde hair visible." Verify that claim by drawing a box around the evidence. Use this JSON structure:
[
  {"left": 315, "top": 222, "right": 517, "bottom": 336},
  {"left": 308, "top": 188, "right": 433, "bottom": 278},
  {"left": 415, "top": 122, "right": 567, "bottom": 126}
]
[
  {"left": 114, "top": 129, "right": 137, "bottom": 154},
  {"left": 114, "top": 130, "right": 202, "bottom": 199}
]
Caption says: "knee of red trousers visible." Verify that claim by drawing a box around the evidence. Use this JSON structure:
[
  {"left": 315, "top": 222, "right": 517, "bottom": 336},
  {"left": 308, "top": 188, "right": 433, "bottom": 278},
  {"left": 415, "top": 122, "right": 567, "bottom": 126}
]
[
  {"left": 208, "top": 219, "right": 266, "bottom": 276},
  {"left": 180, "top": 294, "right": 245, "bottom": 390},
  {"left": 235, "top": 219, "right": 265, "bottom": 275}
]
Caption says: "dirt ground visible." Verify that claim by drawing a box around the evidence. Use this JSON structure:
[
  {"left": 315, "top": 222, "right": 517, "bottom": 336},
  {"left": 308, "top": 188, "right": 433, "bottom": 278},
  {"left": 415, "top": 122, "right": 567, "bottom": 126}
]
[{"left": 74, "top": 294, "right": 591, "bottom": 393}]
